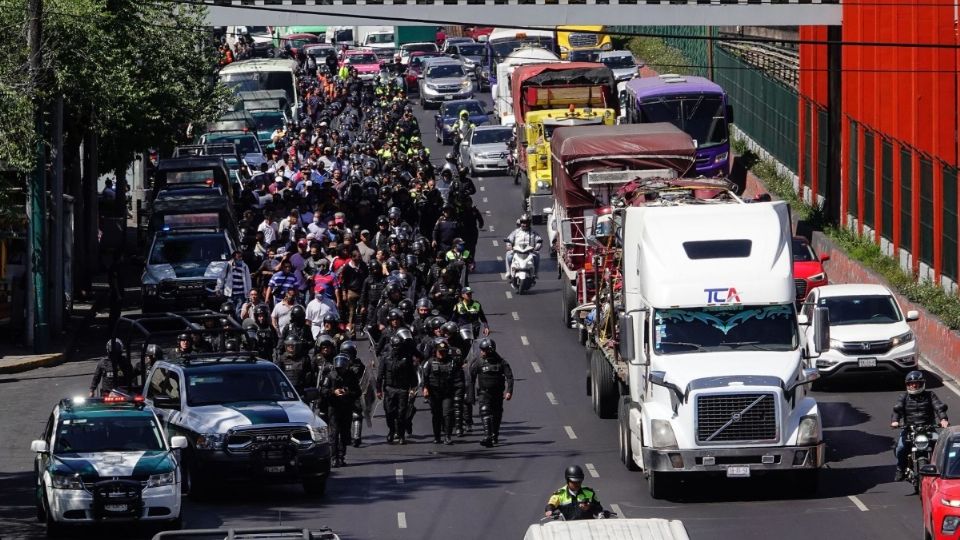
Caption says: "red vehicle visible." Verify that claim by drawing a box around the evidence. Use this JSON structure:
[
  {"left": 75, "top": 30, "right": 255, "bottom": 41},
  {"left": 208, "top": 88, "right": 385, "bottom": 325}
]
[
  {"left": 340, "top": 49, "right": 382, "bottom": 82},
  {"left": 403, "top": 51, "right": 445, "bottom": 92},
  {"left": 463, "top": 26, "right": 494, "bottom": 41},
  {"left": 921, "top": 426, "right": 960, "bottom": 539},
  {"left": 280, "top": 33, "right": 319, "bottom": 56},
  {"left": 792, "top": 235, "right": 829, "bottom": 302}
]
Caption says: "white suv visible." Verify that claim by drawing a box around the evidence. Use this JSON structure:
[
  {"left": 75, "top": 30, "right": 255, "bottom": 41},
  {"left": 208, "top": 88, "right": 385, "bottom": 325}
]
[{"left": 801, "top": 283, "right": 919, "bottom": 380}]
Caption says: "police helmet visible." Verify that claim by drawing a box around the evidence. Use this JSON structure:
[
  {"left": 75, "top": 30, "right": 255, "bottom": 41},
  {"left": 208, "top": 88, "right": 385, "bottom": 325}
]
[
  {"left": 220, "top": 301, "right": 235, "bottom": 315},
  {"left": 323, "top": 313, "right": 340, "bottom": 325},
  {"left": 290, "top": 305, "right": 306, "bottom": 325},
  {"left": 395, "top": 328, "right": 414, "bottom": 343},
  {"left": 478, "top": 338, "right": 496, "bottom": 353},
  {"left": 284, "top": 335, "right": 299, "bottom": 347},
  {"left": 387, "top": 308, "right": 404, "bottom": 322},
  {"left": 339, "top": 341, "right": 358, "bottom": 361},
  {"left": 428, "top": 316, "right": 446, "bottom": 331},
  {"left": 145, "top": 344, "right": 161, "bottom": 359},
  {"left": 906, "top": 370, "right": 926, "bottom": 395},
  {"left": 334, "top": 354, "right": 350, "bottom": 370},
  {"left": 105, "top": 338, "right": 124, "bottom": 355},
  {"left": 224, "top": 339, "right": 241, "bottom": 352},
  {"left": 434, "top": 338, "right": 450, "bottom": 353},
  {"left": 177, "top": 333, "right": 191, "bottom": 343},
  {"left": 398, "top": 299, "right": 414, "bottom": 315},
  {"left": 377, "top": 215, "right": 390, "bottom": 226},
  {"left": 254, "top": 304, "right": 270, "bottom": 319},
  {"left": 386, "top": 258, "right": 401, "bottom": 273},
  {"left": 317, "top": 334, "right": 337, "bottom": 350},
  {"left": 386, "top": 281, "right": 403, "bottom": 295},
  {"left": 441, "top": 321, "right": 459, "bottom": 337},
  {"left": 565, "top": 465, "right": 585, "bottom": 483},
  {"left": 416, "top": 297, "right": 433, "bottom": 310},
  {"left": 388, "top": 206, "right": 402, "bottom": 219}
]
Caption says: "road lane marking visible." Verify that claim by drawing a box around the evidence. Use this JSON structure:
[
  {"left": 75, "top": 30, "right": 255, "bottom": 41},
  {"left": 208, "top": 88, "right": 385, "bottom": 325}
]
[
  {"left": 500, "top": 272, "right": 508, "bottom": 280},
  {"left": 395, "top": 469, "right": 404, "bottom": 484},
  {"left": 585, "top": 463, "right": 599, "bottom": 478},
  {"left": 489, "top": 225, "right": 495, "bottom": 232},
  {"left": 496, "top": 256, "right": 503, "bottom": 261},
  {"left": 564, "top": 426, "right": 578, "bottom": 440},
  {"left": 492, "top": 239, "right": 499, "bottom": 247},
  {"left": 512, "top": 311, "right": 520, "bottom": 320},
  {"left": 920, "top": 359, "right": 960, "bottom": 398},
  {"left": 531, "top": 361, "right": 542, "bottom": 373},
  {"left": 521, "top": 336, "right": 530, "bottom": 346},
  {"left": 610, "top": 503, "right": 624, "bottom": 517},
  {"left": 480, "top": 185, "right": 486, "bottom": 191},
  {"left": 485, "top": 210, "right": 491, "bottom": 215},
  {"left": 397, "top": 512, "right": 407, "bottom": 528},
  {"left": 505, "top": 291, "right": 513, "bottom": 299},
  {"left": 483, "top": 197, "right": 489, "bottom": 203},
  {"left": 848, "top": 495, "right": 869, "bottom": 512},
  {"left": 546, "top": 392, "right": 558, "bottom": 405}
]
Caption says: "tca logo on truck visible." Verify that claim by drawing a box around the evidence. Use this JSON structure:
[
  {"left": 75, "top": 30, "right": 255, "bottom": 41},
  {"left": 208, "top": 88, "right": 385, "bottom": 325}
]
[{"left": 704, "top": 287, "right": 741, "bottom": 304}]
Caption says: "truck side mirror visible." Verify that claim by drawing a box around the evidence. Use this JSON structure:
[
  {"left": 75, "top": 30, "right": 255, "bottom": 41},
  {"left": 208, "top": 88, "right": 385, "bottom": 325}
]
[
  {"left": 618, "top": 314, "right": 635, "bottom": 361},
  {"left": 813, "top": 306, "right": 830, "bottom": 354},
  {"left": 786, "top": 367, "right": 820, "bottom": 392},
  {"left": 559, "top": 219, "right": 573, "bottom": 247},
  {"left": 301, "top": 387, "right": 320, "bottom": 403},
  {"left": 920, "top": 464, "right": 940, "bottom": 476}
]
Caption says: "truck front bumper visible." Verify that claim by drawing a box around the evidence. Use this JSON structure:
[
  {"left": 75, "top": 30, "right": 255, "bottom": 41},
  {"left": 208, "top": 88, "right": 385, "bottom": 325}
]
[{"left": 642, "top": 443, "right": 825, "bottom": 473}]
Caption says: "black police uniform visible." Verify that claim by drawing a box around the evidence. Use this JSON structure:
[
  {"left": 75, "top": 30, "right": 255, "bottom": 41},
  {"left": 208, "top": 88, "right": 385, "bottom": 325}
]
[
  {"left": 376, "top": 340, "right": 419, "bottom": 443},
  {"left": 276, "top": 350, "right": 311, "bottom": 393},
  {"left": 321, "top": 365, "right": 361, "bottom": 465},
  {"left": 423, "top": 353, "right": 465, "bottom": 443},
  {"left": 469, "top": 352, "right": 514, "bottom": 446},
  {"left": 276, "top": 321, "right": 312, "bottom": 360},
  {"left": 89, "top": 356, "right": 134, "bottom": 397}
]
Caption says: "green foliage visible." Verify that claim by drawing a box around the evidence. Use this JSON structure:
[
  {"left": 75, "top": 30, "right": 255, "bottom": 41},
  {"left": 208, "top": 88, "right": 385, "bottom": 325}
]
[{"left": 624, "top": 36, "right": 698, "bottom": 77}]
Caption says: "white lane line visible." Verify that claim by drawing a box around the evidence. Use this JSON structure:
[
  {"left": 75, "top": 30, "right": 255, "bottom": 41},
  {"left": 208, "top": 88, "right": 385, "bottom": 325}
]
[
  {"left": 609, "top": 503, "right": 624, "bottom": 517},
  {"left": 485, "top": 210, "right": 491, "bottom": 215},
  {"left": 585, "top": 463, "right": 599, "bottom": 478},
  {"left": 848, "top": 495, "right": 869, "bottom": 512},
  {"left": 531, "top": 361, "right": 542, "bottom": 373},
  {"left": 492, "top": 239, "right": 499, "bottom": 247},
  {"left": 395, "top": 468, "right": 404, "bottom": 484},
  {"left": 564, "top": 426, "right": 578, "bottom": 440},
  {"left": 520, "top": 335, "right": 530, "bottom": 346},
  {"left": 546, "top": 392, "right": 558, "bottom": 405},
  {"left": 500, "top": 272, "right": 508, "bottom": 280},
  {"left": 397, "top": 512, "right": 408, "bottom": 528},
  {"left": 483, "top": 197, "right": 489, "bottom": 203},
  {"left": 480, "top": 185, "right": 486, "bottom": 191},
  {"left": 496, "top": 256, "right": 503, "bottom": 261},
  {"left": 920, "top": 359, "right": 960, "bottom": 398},
  {"left": 505, "top": 291, "right": 513, "bottom": 299},
  {"left": 512, "top": 311, "right": 520, "bottom": 320},
  {"left": 489, "top": 225, "right": 495, "bottom": 232}
]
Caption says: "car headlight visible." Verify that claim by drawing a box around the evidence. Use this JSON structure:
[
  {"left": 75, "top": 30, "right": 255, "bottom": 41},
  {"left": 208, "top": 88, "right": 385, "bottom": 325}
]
[
  {"left": 143, "top": 284, "right": 157, "bottom": 296},
  {"left": 797, "top": 414, "right": 820, "bottom": 446},
  {"left": 195, "top": 433, "right": 226, "bottom": 450},
  {"left": 146, "top": 471, "right": 176, "bottom": 488},
  {"left": 50, "top": 472, "right": 84, "bottom": 490},
  {"left": 892, "top": 331, "right": 914, "bottom": 346},
  {"left": 829, "top": 338, "right": 843, "bottom": 349},
  {"left": 915, "top": 433, "right": 930, "bottom": 451},
  {"left": 650, "top": 419, "right": 678, "bottom": 449},
  {"left": 425, "top": 83, "right": 438, "bottom": 90},
  {"left": 806, "top": 272, "right": 826, "bottom": 282},
  {"left": 713, "top": 151, "right": 729, "bottom": 164},
  {"left": 943, "top": 499, "right": 960, "bottom": 508},
  {"left": 460, "top": 80, "right": 472, "bottom": 90},
  {"left": 600, "top": 42, "right": 613, "bottom": 50},
  {"left": 312, "top": 425, "right": 330, "bottom": 443}
]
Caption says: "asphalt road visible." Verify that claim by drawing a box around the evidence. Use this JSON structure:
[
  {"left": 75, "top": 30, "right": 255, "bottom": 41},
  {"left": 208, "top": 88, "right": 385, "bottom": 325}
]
[{"left": 0, "top": 89, "right": 953, "bottom": 540}]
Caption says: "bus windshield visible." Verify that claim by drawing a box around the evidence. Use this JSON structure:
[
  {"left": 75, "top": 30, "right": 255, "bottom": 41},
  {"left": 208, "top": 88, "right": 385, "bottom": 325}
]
[
  {"left": 221, "top": 71, "right": 295, "bottom": 106},
  {"left": 639, "top": 94, "right": 728, "bottom": 148}
]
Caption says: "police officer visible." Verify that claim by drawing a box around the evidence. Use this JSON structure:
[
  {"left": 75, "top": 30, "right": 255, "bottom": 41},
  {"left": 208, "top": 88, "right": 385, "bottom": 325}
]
[
  {"left": 376, "top": 282, "right": 405, "bottom": 332},
  {"left": 252, "top": 305, "right": 278, "bottom": 361},
  {"left": 469, "top": 338, "right": 514, "bottom": 447},
  {"left": 318, "top": 313, "right": 346, "bottom": 347},
  {"left": 544, "top": 466, "right": 604, "bottom": 521},
  {"left": 422, "top": 339, "right": 465, "bottom": 445},
  {"left": 277, "top": 335, "right": 311, "bottom": 393},
  {"left": 340, "top": 341, "right": 368, "bottom": 447},
  {"left": 375, "top": 308, "right": 406, "bottom": 357},
  {"left": 453, "top": 287, "right": 489, "bottom": 337},
  {"left": 276, "top": 305, "right": 311, "bottom": 360},
  {"left": 376, "top": 328, "right": 419, "bottom": 444},
  {"left": 412, "top": 297, "right": 437, "bottom": 339},
  {"left": 321, "top": 354, "right": 361, "bottom": 467},
  {"left": 172, "top": 333, "right": 194, "bottom": 360},
  {"left": 135, "top": 344, "right": 163, "bottom": 384},
  {"left": 314, "top": 335, "right": 339, "bottom": 378},
  {"left": 89, "top": 339, "right": 134, "bottom": 397}
]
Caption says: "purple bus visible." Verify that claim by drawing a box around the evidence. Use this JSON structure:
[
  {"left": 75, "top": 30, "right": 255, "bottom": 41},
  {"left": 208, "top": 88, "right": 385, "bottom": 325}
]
[{"left": 621, "top": 75, "right": 734, "bottom": 177}]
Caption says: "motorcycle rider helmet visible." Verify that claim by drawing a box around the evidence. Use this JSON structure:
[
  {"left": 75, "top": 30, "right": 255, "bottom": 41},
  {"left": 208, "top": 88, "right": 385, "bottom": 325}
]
[
  {"left": 478, "top": 338, "right": 496, "bottom": 353},
  {"left": 518, "top": 213, "right": 531, "bottom": 227},
  {"left": 339, "top": 341, "right": 358, "bottom": 361},
  {"left": 459, "top": 109, "right": 469, "bottom": 119},
  {"left": 905, "top": 370, "right": 926, "bottom": 395},
  {"left": 445, "top": 152, "right": 456, "bottom": 162},
  {"left": 290, "top": 305, "right": 306, "bottom": 325},
  {"left": 334, "top": 354, "right": 350, "bottom": 370},
  {"left": 565, "top": 465, "right": 585, "bottom": 483}
]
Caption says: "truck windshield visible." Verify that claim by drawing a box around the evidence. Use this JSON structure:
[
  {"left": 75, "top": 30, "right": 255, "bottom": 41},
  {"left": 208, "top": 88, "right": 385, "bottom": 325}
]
[
  {"left": 639, "top": 94, "right": 728, "bottom": 148},
  {"left": 55, "top": 416, "right": 165, "bottom": 453},
  {"left": 653, "top": 304, "right": 798, "bottom": 355},
  {"left": 186, "top": 369, "right": 299, "bottom": 406},
  {"left": 366, "top": 33, "right": 394, "bottom": 44},
  {"left": 150, "top": 234, "right": 229, "bottom": 266},
  {"left": 221, "top": 71, "right": 295, "bottom": 106}
]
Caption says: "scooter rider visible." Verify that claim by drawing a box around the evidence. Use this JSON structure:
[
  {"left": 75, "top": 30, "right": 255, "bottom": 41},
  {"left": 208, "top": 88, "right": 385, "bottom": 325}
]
[
  {"left": 468, "top": 338, "right": 513, "bottom": 447},
  {"left": 891, "top": 370, "right": 949, "bottom": 481},
  {"left": 452, "top": 287, "right": 490, "bottom": 338},
  {"left": 544, "top": 465, "right": 604, "bottom": 521},
  {"left": 504, "top": 213, "right": 542, "bottom": 280}
]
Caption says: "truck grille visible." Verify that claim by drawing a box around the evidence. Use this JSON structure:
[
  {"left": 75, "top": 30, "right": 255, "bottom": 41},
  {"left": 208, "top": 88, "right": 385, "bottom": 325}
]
[
  {"left": 795, "top": 278, "right": 807, "bottom": 300},
  {"left": 696, "top": 393, "right": 778, "bottom": 443},
  {"left": 838, "top": 340, "right": 893, "bottom": 356},
  {"left": 569, "top": 33, "right": 599, "bottom": 48},
  {"left": 435, "top": 84, "right": 461, "bottom": 93},
  {"left": 226, "top": 425, "right": 314, "bottom": 452}
]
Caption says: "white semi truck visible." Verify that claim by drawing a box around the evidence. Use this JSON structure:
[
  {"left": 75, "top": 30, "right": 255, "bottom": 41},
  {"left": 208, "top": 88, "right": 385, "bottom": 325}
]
[{"left": 550, "top": 125, "right": 831, "bottom": 499}]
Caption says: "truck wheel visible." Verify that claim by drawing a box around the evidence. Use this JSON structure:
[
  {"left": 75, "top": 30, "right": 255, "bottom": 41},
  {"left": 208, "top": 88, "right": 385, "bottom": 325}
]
[
  {"left": 647, "top": 471, "right": 673, "bottom": 500},
  {"left": 619, "top": 397, "right": 639, "bottom": 471},
  {"left": 303, "top": 476, "right": 327, "bottom": 498},
  {"left": 578, "top": 326, "right": 588, "bottom": 346},
  {"left": 793, "top": 470, "right": 819, "bottom": 498},
  {"left": 521, "top": 179, "right": 530, "bottom": 213},
  {"left": 591, "top": 348, "right": 618, "bottom": 419},
  {"left": 561, "top": 284, "right": 576, "bottom": 328}
]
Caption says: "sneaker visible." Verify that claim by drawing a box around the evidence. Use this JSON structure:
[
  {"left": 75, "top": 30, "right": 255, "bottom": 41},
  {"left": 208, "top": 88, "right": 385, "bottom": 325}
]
[
  {"left": 455, "top": 428, "right": 464, "bottom": 437},
  {"left": 444, "top": 436, "right": 454, "bottom": 445},
  {"left": 332, "top": 459, "right": 342, "bottom": 469},
  {"left": 387, "top": 432, "right": 396, "bottom": 444}
]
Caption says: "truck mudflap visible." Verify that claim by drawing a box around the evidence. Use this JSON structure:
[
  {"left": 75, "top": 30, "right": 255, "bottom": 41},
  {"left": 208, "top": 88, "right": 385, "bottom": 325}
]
[{"left": 641, "top": 443, "right": 825, "bottom": 474}]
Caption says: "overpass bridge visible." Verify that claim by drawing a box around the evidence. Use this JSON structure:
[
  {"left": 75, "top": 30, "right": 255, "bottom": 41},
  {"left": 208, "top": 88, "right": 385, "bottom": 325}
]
[{"left": 203, "top": 0, "right": 842, "bottom": 27}]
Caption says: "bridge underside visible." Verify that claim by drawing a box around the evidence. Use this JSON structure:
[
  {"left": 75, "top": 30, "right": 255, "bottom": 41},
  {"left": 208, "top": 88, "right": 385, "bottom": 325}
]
[{"left": 205, "top": 1, "right": 842, "bottom": 27}]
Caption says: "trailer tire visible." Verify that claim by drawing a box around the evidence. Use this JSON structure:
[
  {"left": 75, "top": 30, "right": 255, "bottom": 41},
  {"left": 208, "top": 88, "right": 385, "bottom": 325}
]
[
  {"left": 619, "top": 397, "right": 639, "bottom": 471},
  {"left": 591, "top": 348, "right": 618, "bottom": 419},
  {"left": 561, "top": 283, "right": 576, "bottom": 328}
]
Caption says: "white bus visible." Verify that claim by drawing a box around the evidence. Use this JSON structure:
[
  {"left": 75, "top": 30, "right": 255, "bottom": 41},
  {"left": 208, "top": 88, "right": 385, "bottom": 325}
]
[{"left": 219, "top": 58, "right": 300, "bottom": 121}]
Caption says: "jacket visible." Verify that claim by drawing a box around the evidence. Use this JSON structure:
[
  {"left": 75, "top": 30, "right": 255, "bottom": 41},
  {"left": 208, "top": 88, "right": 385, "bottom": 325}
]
[
  {"left": 219, "top": 260, "right": 253, "bottom": 298},
  {"left": 892, "top": 390, "right": 948, "bottom": 426}
]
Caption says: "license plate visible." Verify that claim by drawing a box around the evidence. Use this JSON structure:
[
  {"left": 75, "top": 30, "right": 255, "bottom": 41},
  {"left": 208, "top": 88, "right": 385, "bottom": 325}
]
[
  {"left": 264, "top": 451, "right": 285, "bottom": 460},
  {"left": 104, "top": 504, "right": 128, "bottom": 512},
  {"left": 443, "top": 95, "right": 453, "bottom": 100},
  {"left": 858, "top": 357, "right": 877, "bottom": 368},
  {"left": 264, "top": 465, "right": 286, "bottom": 473},
  {"left": 726, "top": 466, "right": 751, "bottom": 478}
]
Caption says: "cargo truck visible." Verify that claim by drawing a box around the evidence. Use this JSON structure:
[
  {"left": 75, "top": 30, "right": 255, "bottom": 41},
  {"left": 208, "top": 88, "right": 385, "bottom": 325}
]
[
  {"left": 549, "top": 124, "right": 831, "bottom": 499},
  {"left": 510, "top": 62, "right": 618, "bottom": 221}
]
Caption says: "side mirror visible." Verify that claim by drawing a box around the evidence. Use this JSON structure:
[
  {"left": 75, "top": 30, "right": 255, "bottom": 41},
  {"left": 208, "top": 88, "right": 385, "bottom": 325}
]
[
  {"left": 153, "top": 395, "right": 181, "bottom": 411},
  {"left": 726, "top": 104, "right": 735, "bottom": 124},
  {"left": 30, "top": 440, "right": 48, "bottom": 453},
  {"left": 906, "top": 310, "right": 920, "bottom": 322},
  {"left": 920, "top": 464, "right": 940, "bottom": 477},
  {"left": 417, "top": 73, "right": 424, "bottom": 79},
  {"left": 649, "top": 371, "right": 684, "bottom": 402},
  {"left": 617, "top": 314, "right": 635, "bottom": 361},
  {"left": 302, "top": 387, "right": 320, "bottom": 403},
  {"left": 819, "top": 254, "right": 830, "bottom": 262},
  {"left": 169, "top": 436, "right": 188, "bottom": 449},
  {"left": 559, "top": 219, "right": 574, "bottom": 247},
  {"left": 786, "top": 367, "right": 820, "bottom": 392},
  {"left": 812, "top": 306, "right": 831, "bottom": 354}
]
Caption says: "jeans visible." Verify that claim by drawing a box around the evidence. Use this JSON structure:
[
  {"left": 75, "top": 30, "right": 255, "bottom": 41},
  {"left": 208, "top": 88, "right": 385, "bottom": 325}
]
[{"left": 895, "top": 429, "right": 908, "bottom": 470}]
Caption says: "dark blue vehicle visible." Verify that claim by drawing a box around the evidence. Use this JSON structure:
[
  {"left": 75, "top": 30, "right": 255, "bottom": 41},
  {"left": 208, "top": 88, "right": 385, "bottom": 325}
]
[{"left": 433, "top": 99, "right": 491, "bottom": 145}]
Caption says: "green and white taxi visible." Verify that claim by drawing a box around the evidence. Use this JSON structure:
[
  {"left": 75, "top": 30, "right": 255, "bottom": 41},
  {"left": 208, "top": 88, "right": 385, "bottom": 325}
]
[{"left": 31, "top": 395, "right": 186, "bottom": 536}]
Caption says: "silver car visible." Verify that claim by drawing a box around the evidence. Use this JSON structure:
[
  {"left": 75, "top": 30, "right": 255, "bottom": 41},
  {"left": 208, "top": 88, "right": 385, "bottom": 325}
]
[
  {"left": 419, "top": 58, "right": 474, "bottom": 108},
  {"left": 460, "top": 125, "right": 513, "bottom": 176},
  {"left": 596, "top": 50, "right": 642, "bottom": 82}
]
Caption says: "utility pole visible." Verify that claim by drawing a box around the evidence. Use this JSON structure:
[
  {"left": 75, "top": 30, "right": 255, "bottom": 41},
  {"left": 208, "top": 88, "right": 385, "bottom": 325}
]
[
  {"left": 51, "top": 95, "right": 64, "bottom": 336},
  {"left": 706, "top": 26, "right": 715, "bottom": 81},
  {"left": 26, "top": 0, "right": 48, "bottom": 351}
]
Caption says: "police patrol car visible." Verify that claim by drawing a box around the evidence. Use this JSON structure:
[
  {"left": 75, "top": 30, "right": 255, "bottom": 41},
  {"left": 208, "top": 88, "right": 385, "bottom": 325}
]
[
  {"left": 142, "top": 353, "right": 331, "bottom": 497},
  {"left": 30, "top": 395, "right": 185, "bottom": 536}
]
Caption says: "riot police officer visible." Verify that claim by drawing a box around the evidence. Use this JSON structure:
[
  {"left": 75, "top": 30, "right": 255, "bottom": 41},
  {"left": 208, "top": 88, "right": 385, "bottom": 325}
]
[
  {"left": 172, "top": 332, "right": 194, "bottom": 360},
  {"left": 252, "top": 305, "right": 277, "bottom": 361},
  {"left": 276, "top": 305, "right": 311, "bottom": 360},
  {"left": 469, "top": 338, "right": 514, "bottom": 447},
  {"left": 276, "top": 335, "right": 311, "bottom": 393},
  {"left": 321, "top": 354, "right": 362, "bottom": 467},
  {"left": 422, "top": 339, "right": 465, "bottom": 445},
  {"left": 89, "top": 339, "right": 134, "bottom": 397},
  {"left": 376, "top": 328, "right": 419, "bottom": 444},
  {"left": 340, "top": 340, "right": 368, "bottom": 447}
]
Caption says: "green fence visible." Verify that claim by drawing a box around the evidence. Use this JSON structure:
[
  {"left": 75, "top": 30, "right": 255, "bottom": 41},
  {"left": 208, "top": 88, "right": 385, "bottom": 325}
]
[{"left": 613, "top": 26, "right": 709, "bottom": 77}]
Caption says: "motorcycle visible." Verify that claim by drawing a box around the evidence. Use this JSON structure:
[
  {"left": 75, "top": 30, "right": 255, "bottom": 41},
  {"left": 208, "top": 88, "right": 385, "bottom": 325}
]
[
  {"left": 900, "top": 424, "right": 939, "bottom": 493},
  {"left": 509, "top": 244, "right": 536, "bottom": 294}
]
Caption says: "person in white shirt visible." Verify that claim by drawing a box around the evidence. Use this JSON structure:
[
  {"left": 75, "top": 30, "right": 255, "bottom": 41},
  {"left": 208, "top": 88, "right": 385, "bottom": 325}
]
[
  {"left": 258, "top": 214, "right": 279, "bottom": 246},
  {"left": 278, "top": 209, "right": 303, "bottom": 237},
  {"left": 305, "top": 293, "right": 339, "bottom": 339}
]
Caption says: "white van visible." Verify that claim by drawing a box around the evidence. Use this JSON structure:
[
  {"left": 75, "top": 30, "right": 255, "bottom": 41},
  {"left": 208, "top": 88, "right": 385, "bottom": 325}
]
[
  {"left": 219, "top": 58, "right": 299, "bottom": 121},
  {"left": 523, "top": 519, "right": 690, "bottom": 540}
]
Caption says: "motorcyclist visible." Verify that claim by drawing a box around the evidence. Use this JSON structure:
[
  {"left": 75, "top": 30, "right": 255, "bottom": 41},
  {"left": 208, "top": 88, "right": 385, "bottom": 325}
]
[
  {"left": 89, "top": 339, "right": 134, "bottom": 397},
  {"left": 892, "top": 370, "right": 949, "bottom": 481},
  {"left": 468, "top": 338, "right": 513, "bottom": 447},
  {"left": 504, "top": 213, "right": 543, "bottom": 280},
  {"left": 321, "top": 353, "right": 361, "bottom": 467},
  {"left": 451, "top": 109, "right": 474, "bottom": 155},
  {"left": 544, "top": 466, "right": 604, "bottom": 521}
]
